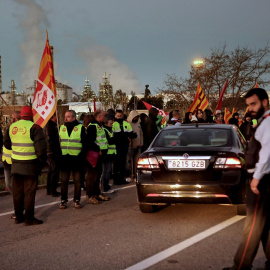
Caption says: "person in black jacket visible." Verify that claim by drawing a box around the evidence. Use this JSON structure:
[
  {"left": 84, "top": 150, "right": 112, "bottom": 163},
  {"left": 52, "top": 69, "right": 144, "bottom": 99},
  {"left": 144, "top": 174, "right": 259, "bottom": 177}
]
[
  {"left": 44, "top": 112, "right": 61, "bottom": 197},
  {"left": 4, "top": 106, "right": 47, "bottom": 225},
  {"left": 228, "top": 112, "right": 240, "bottom": 127},
  {"left": 142, "top": 107, "right": 159, "bottom": 151},
  {"left": 85, "top": 110, "right": 110, "bottom": 204},
  {"left": 59, "top": 110, "right": 88, "bottom": 209},
  {"left": 239, "top": 113, "right": 253, "bottom": 141}
]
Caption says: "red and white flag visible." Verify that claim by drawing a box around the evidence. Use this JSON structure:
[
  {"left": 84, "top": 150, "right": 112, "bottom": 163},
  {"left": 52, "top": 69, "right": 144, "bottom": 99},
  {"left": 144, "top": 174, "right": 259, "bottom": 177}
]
[
  {"left": 142, "top": 100, "right": 168, "bottom": 125},
  {"left": 141, "top": 101, "right": 168, "bottom": 117},
  {"left": 32, "top": 31, "right": 57, "bottom": 128}
]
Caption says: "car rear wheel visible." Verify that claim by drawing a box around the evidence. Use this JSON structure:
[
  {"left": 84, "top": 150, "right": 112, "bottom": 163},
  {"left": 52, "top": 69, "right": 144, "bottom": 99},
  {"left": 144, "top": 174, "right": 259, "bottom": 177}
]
[
  {"left": 237, "top": 204, "right": 246, "bottom": 216},
  {"left": 139, "top": 204, "right": 156, "bottom": 213}
]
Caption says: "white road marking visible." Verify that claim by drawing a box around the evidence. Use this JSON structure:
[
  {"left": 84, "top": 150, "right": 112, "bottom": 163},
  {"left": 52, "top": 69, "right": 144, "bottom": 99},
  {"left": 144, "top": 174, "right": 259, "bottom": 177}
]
[
  {"left": 125, "top": 215, "right": 245, "bottom": 270},
  {"left": 0, "top": 184, "right": 135, "bottom": 217}
]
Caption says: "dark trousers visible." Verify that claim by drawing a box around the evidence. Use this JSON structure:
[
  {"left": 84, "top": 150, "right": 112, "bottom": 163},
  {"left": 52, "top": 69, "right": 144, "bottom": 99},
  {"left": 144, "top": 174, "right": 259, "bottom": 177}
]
[
  {"left": 13, "top": 174, "right": 38, "bottom": 220},
  {"left": 60, "top": 169, "right": 81, "bottom": 202},
  {"left": 114, "top": 146, "right": 128, "bottom": 184},
  {"left": 85, "top": 157, "right": 102, "bottom": 197},
  {"left": 101, "top": 159, "right": 112, "bottom": 191},
  {"left": 46, "top": 155, "right": 60, "bottom": 194},
  {"left": 234, "top": 175, "right": 270, "bottom": 269}
]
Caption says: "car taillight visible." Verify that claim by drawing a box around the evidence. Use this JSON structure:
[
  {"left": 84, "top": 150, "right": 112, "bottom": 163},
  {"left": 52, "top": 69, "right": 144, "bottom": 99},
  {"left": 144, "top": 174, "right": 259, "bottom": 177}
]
[
  {"left": 137, "top": 157, "right": 160, "bottom": 170},
  {"left": 214, "top": 157, "right": 241, "bottom": 169}
]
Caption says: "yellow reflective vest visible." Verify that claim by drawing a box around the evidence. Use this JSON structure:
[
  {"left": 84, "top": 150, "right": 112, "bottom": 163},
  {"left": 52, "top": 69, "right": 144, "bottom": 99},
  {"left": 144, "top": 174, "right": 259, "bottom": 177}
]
[
  {"left": 2, "top": 146, "right": 12, "bottom": 164},
  {"left": 89, "top": 123, "right": 108, "bottom": 150},
  {"left": 103, "top": 127, "right": 116, "bottom": 155},
  {"left": 59, "top": 124, "right": 83, "bottom": 156},
  {"left": 9, "top": 120, "right": 37, "bottom": 160}
]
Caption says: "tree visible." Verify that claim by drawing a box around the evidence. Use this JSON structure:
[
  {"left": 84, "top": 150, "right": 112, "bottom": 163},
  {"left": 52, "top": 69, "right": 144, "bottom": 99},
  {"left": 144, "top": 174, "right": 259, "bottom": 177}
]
[{"left": 160, "top": 44, "right": 270, "bottom": 112}]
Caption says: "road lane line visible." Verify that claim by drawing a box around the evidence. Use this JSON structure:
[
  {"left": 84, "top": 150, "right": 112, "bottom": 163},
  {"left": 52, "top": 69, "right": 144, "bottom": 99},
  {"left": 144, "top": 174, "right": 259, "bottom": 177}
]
[
  {"left": 125, "top": 215, "right": 245, "bottom": 270},
  {"left": 0, "top": 184, "right": 135, "bottom": 217}
]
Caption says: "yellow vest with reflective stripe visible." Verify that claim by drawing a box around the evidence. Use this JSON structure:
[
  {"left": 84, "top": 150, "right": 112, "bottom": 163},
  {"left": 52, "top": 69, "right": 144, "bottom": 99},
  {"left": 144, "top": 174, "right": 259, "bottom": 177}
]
[
  {"left": 9, "top": 120, "right": 37, "bottom": 160},
  {"left": 89, "top": 123, "right": 108, "bottom": 150},
  {"left": 59, "top": 124, "right": 83, "bottom": 156},
  {"left": 2, "top": 146, "right": 12, "bottom": 164},
  {"left": 103, "top": 127, "right": 116, "bottom": 155},
  {"left": 112, "top": 121, "right": 132, "bottom": 134}
]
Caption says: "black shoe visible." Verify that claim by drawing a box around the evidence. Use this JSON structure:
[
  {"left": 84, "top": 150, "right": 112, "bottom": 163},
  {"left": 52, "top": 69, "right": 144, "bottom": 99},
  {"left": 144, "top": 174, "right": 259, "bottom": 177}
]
[
  {"left": 15, "top": 217, "right": 24, "bottom": 224},
  {"left": 24, "top": 217, "right": 43, "bottom": 226},
  {"left": 51, "top": 191, "right": 61, "bottom": 197}
]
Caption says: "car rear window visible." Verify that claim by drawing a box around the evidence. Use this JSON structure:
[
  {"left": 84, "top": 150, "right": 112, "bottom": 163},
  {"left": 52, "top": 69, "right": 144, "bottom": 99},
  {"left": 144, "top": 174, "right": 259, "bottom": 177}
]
[{"left": 153, "top": 128, "right": 232, "bottom": 147}]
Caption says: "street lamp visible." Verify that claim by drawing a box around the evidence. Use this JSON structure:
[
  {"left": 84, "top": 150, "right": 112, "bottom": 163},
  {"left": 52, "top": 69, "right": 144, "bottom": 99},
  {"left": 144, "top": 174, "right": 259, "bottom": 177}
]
[{"left": 193, "top": 59, "right": 204, "bottom": 68}]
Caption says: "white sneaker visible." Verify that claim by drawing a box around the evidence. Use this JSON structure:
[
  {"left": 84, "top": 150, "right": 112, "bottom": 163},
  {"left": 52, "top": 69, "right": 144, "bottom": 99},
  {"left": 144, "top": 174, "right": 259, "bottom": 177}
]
[
  {"left": 126, "top": 178, "right": 132, "bottom": 183},
  {"left": 103, "top": 189, "right": 115, "bottom": 194}
]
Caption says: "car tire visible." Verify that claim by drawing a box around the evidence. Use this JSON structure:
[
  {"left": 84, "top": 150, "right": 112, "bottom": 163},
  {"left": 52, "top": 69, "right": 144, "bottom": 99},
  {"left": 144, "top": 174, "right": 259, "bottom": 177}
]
[
  {"left": 237, "top": 204, "right": 246, "bottom": 216},
  {"left": 139, "top": 204, "right": 156, "bottom": 213}
]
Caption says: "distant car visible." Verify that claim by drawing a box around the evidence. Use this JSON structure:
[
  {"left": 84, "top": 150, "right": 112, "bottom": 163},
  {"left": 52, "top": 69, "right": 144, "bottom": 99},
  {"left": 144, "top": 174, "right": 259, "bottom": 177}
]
[{"left": 136, "top": 124, "right": 247, "bottom": 215}]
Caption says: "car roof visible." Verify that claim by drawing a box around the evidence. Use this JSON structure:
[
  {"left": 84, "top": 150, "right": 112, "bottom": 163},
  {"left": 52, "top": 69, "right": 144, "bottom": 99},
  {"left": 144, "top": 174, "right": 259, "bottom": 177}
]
[{"left": 163, "top": 123, "right": 234, "bottom": 130}]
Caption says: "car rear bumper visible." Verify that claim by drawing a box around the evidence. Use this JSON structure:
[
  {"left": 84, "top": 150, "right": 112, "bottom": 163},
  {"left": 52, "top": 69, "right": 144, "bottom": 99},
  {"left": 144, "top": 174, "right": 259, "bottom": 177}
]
[{"left": 136, "top": 175, "right": 245, "bottom": 205}]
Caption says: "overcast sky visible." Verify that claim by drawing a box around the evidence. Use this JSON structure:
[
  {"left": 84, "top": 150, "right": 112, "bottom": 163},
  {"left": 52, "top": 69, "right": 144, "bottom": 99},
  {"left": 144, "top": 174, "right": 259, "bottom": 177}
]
[{"left": 1, "top": 0, "right": 270, "bottom": 95}]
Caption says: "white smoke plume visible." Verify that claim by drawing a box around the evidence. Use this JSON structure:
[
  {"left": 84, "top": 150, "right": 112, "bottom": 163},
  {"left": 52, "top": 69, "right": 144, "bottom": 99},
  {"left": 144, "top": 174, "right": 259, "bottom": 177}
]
[
  {"left": 13, "top": 0, "right": 50, "bottom": 91},
  {"left": 81, "top": 44, "right": 142, "bottom": 95}
]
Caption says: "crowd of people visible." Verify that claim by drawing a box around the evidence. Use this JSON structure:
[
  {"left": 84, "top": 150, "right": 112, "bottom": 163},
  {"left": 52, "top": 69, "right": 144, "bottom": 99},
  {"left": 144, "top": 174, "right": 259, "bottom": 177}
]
[
  {"left": 1, "top": 87, "right": 269, "bottom": 269},
  {"left": 0, "top": 100, "right": 261, "bottom": 224}
]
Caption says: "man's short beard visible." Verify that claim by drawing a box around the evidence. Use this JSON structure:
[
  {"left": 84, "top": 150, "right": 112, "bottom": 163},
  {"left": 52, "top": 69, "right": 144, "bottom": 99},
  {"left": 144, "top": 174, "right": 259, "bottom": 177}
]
[{"left": 253, "top": 103, "right": 265, "bottom": 119}]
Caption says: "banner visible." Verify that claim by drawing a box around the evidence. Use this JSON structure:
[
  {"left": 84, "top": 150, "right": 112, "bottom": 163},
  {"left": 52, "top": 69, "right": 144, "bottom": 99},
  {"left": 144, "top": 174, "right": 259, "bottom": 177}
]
[
  {"left": 215, "top": 79, "right": 228, "bottom": 113},
  {"left": 187, "top": 82, "right": 209, "bottom": 112},
  {"left": 32, "top": 31, "right": 57, "bottom": 128}
]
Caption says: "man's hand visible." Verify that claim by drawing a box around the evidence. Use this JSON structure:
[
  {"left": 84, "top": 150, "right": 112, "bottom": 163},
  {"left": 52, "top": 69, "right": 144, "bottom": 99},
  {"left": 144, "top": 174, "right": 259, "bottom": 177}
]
[{"left": 250, "top": 178, "right": 260, "bottom": 195}]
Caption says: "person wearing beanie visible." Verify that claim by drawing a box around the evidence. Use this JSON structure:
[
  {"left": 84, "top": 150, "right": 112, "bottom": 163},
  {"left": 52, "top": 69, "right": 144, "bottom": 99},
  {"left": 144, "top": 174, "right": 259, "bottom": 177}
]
[{"left": 3, "top": 106, "right": 47, "bottom": 225}]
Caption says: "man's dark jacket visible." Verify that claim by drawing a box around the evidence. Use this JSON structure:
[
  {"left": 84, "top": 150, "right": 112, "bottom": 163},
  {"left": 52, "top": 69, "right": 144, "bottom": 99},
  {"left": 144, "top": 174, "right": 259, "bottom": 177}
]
[{"left": 44, "top": 119, "right": 61, "bottom": 158}]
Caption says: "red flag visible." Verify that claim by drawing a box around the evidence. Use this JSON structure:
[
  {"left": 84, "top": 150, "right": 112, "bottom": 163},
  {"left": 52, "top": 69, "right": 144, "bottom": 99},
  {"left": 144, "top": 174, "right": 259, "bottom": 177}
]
[
  {"left": 93, "top": 97, "right": 96, "bottom": 112},
  {"left": 187, "top": 82, "right": 209, "bottom": 113},
  {"left": 32, "top": 31, "right": 57, "bottom": 128},
  {"left": 215, "top": 79, "right": 228, "bottom": 113},
  {"left": 224, "top": 108, "right": 232, "bottom": 124},
  {"left": 232, "top": 107, "right": 236, "bottom": 115},
  {"left": 254, "top": 82, "right": 259, "bottom": 88},
  {"left": 142, "top": 101, "right": 168, "bottom": 117}
]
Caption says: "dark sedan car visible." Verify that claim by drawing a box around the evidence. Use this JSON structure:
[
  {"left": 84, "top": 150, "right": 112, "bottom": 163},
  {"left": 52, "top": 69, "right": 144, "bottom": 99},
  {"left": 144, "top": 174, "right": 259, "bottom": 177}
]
[{"left": 136, "top": 124, "right": 247, "bottom": 214}]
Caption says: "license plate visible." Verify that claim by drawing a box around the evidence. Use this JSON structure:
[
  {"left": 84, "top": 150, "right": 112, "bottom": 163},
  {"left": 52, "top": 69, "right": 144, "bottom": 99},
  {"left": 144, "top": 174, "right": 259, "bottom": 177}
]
[{"left": 168, "top": 160, "right": 206, "bottom": 169}]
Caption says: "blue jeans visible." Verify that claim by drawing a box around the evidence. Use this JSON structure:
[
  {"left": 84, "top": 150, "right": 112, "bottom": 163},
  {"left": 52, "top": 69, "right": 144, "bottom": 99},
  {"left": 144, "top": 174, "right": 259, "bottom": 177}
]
[{"left": 60, "top": 169, "right": 81, "bottom": 202}]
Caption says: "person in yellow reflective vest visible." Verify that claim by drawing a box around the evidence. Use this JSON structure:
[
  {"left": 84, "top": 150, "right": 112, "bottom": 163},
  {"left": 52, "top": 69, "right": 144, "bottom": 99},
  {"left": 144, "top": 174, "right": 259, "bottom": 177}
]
[
  {"left": 113, "top": 109, "right": 137, "bottom": 185},
  {"left": 85, "top": 110, "right": 110, "bottom": 204},
  {"left": 3, "top": 106, "right": 47, "bottom": 226},
  {"left": 59, "top": 110, "right": 87, "bottom": 210},
  {"left": 101, "top": 117, "right": 116, "bottom": 193}
]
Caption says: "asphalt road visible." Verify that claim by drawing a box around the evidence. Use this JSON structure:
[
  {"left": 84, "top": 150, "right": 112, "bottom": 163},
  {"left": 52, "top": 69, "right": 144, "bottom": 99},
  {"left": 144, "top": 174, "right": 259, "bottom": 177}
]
[{"left": 0, "top": 183, "right": 266, "bottom": 270}]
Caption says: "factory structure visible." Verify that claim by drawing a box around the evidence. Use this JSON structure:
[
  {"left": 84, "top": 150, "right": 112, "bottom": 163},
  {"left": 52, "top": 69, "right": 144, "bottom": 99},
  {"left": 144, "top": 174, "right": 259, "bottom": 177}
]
[{"left": 0, "top": 52, "right": 126, "bottom": 114}]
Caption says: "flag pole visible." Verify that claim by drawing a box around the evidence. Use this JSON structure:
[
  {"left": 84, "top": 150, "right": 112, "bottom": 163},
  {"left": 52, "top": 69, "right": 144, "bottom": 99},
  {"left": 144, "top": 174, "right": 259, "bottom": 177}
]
[{"left": 47, "top": 30, "right": 60, "bottom": 137}]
